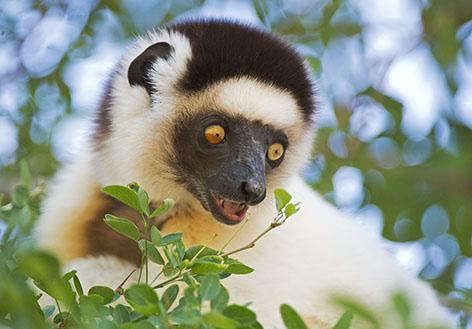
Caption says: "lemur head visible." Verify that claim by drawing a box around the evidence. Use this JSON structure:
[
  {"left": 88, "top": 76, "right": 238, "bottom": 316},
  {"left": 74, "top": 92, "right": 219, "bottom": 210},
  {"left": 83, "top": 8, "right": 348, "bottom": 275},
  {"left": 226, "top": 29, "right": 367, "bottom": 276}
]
[{"left": 94, "top": 20, "right": 316, "bottom": 225}]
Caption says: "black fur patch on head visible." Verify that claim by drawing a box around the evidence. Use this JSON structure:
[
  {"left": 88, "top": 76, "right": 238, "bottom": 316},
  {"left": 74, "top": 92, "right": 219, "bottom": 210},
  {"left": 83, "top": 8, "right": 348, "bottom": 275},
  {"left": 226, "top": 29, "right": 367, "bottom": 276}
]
[
  {"left": 168, "top": 19, "right": 315, "bottom": 122},
  {"left": 128, "top": 42, "right": 173, "bottom": 94}
]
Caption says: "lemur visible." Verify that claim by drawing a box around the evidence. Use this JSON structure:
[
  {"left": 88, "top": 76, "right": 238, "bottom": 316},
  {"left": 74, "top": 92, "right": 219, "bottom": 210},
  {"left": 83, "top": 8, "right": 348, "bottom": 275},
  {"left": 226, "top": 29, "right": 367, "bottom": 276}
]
[{"left": 36, "top": 19, "right": 454, "bottom": 328}]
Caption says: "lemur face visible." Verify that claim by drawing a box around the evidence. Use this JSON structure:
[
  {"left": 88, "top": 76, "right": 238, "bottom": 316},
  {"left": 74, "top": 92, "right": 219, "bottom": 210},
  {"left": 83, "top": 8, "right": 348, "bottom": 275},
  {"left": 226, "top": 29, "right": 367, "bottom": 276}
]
[
  {"left": 172, "top": 111, "right": 288, "bottom": 225},
  {"left": 95, "top": 20, "right": 315, "bottom": 225}
]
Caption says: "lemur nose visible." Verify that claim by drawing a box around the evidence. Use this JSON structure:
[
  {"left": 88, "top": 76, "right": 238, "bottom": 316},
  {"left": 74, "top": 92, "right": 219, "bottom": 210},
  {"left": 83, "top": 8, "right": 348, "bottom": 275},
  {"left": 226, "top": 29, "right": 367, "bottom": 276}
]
[{"left": 243, "top": 178, "right": 266, "bottom": 204}]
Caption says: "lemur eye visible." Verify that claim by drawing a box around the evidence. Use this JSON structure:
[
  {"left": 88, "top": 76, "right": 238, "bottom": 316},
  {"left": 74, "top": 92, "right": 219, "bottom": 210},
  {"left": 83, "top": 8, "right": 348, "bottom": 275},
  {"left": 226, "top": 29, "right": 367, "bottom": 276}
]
[
  {"left": 267, "top": 143, "right": 284, "bottom": 161},
  {"left": 204, "top": 125, "right": 226, "bottom": 144}
]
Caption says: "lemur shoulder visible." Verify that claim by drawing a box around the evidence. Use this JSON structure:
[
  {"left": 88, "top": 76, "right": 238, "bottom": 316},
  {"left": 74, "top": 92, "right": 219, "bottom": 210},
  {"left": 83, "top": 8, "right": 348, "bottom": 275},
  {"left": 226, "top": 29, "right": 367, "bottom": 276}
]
[{"left": 36, "top": 19, "right": 455, "bottom": 328}]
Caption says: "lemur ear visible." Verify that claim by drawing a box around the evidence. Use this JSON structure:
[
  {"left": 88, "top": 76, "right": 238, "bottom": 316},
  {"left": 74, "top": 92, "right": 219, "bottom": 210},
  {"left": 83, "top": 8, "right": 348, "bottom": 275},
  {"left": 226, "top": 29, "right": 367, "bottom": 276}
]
[{"left": 128, "top": 42, "right": 173, "bottom": 95}]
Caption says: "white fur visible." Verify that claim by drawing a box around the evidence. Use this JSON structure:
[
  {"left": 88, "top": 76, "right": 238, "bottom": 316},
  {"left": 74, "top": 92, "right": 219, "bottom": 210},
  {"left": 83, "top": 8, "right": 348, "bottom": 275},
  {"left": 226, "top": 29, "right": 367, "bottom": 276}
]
[
  {"left": 213, "top": 77, "right": 301, "bottom": 129},
  {"left": 36, "top": 28, "right": 455, "bottom": 328}
]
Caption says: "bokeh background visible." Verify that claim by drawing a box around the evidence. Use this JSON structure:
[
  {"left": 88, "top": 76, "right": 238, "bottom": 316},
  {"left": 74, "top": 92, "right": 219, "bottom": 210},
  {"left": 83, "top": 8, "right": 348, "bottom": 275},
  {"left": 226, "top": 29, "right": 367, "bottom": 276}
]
[{"left": 0, "top": 0, "right": 471, "bottom": 325}]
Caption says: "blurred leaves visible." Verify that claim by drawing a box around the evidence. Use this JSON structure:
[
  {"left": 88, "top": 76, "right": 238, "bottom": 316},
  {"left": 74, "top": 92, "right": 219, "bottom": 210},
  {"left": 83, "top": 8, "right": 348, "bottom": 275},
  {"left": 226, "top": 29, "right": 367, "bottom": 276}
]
[{"left": 0, "top": 0, "right": 471, "bottom": 325}]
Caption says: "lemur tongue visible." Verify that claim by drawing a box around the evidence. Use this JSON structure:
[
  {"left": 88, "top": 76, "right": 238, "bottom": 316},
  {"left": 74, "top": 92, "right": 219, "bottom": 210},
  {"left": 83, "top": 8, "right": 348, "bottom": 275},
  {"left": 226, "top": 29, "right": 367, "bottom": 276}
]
[{"left": 221, "top": 200, "right": 248, "bottom": 222}]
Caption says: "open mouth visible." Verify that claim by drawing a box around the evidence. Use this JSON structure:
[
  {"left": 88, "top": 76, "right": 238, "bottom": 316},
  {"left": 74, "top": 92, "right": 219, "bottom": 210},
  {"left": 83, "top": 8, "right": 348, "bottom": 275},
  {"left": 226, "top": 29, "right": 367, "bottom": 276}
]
[{"left": 210, "top": 191, "right": 249, "bottom": 223}]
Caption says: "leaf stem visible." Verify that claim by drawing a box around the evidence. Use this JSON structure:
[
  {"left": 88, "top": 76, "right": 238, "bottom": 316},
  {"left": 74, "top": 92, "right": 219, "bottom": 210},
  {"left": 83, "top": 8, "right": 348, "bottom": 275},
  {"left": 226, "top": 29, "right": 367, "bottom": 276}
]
[
  {"left": 152, "top": 270, "right": 185, "bottom": 289},
  {"left": 115, "top": 268, "right": 137, "bottom": 294},
  {"left": 221, "top": 222, "right": 282, "bottom": 257},
  {"left": 218, "top": 216, "right": 250, "bottom": 254}
]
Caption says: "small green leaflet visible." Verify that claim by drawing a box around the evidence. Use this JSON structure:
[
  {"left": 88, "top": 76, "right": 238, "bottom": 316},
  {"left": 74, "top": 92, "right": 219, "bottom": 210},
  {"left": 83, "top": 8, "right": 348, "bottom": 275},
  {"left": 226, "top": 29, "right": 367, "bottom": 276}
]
[
  {"left": 88, "top": 286, "right": 115, "bottom": 304},
  {"left": 274, "top": 188, "right": 292, "bottom": 212},
  {"left": 280, "top": 304, "right": 308, "bottom": 329},
  {"left": 150, "top": 198, "right": 175, "bottom": 218},
  {"left": 104, "top": 214, "right": 140, "bottom": 241},
  {"left": 200, "top": 274, "right": 221, "bottom": 301},
  {"left": 332, "top": 311, "right": 354, "bottom": 329},
  {"left": 124, "top": 284, "right": 160, "bottom": 316},
  {"left": 162, "top": 284, "right": 179, "bottom": 310},
  {"left": 151, "top": 226, "right": 162, "bottom": 246},
  {"left": 102, "top": 185, "right": 141, "bottom": 212}
]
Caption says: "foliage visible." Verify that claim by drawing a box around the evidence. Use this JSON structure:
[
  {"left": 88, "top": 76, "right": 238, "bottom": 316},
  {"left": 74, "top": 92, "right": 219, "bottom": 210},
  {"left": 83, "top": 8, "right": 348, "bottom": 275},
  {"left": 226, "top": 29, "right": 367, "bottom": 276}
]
[
  {"left": 2, "top": 178, "right": 462, "bottom": 328},
  {"left": 0, "top": 0, "right": 471, "bottom": 327},
  {"left": 0, "top": 180, "right": 303, "bottom": 329}
]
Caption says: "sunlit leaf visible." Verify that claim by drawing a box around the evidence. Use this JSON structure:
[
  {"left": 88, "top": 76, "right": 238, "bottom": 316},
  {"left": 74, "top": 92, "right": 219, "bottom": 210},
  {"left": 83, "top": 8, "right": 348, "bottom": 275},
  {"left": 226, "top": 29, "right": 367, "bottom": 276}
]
[
  {"left": 274, "top": 188, "right": 292, "bottom": 212},
  {"left": 200, "top": 275, "right": 221, "bottom": 301},
  {"left": 124, "top": 284, "right": 160, "bottom": 316},
  {"left": 203, "top": 311, "right": 238, "bottom": 329},
  {"left": 102, "top": 186, "right": 141, "bottom": 212},
  {"left": 161, "top": 232, "right": 183, "bottom": 245},
  {"left": 89, "top": 286, "right": 115, "bottom": 305},
  {"left": 222, "top": 304, "right": 257, "bottom": 326},
  {"left": 150, "top": 226, "right": 162, "bottom": 246},
  {"left": 162, "top": 284, "right": 179, "bottom": 310},
  {"left": 280, "top": 304, "right": 308, "bottom": 329},
  {"left": 104, "top": 214, "right": 140, "bottom": 241},
  {"left": 332, "top": 311, "right": 354, "bottom": 329},
  {"left": 150, "top": 198, "right": 175, "bottom": 218}
]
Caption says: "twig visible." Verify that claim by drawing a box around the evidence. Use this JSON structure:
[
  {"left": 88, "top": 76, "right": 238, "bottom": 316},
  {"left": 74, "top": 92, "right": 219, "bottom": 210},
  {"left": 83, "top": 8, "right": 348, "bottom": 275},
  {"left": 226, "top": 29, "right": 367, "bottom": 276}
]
[
  {"left": 218, "top": 216, "right": 250, "bottom": 254},
  {"left": 115, "top": 268, "right": 137, "bottom": 294},
  {"left": 150, "top": 269, "right": 164, "bottom": 285},
  {"left": 440, "top": 296, "right": 472, "bottom": 315},
  {"left": 152, "top": 270, "right": 185, "bottom": 289},
  {"left": 221, "top": 222, "right": 282, "bottom": 257}
]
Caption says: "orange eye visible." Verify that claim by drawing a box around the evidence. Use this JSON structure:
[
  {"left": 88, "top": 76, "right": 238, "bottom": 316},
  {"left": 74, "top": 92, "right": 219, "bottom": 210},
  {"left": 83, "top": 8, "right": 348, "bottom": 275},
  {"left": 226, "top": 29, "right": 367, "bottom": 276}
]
[
  {"left": 267, "top": 143, "right": 284, "bottom": 161},
  {"left": 204, "top": 125, "right": 225, "bottom": 144}
]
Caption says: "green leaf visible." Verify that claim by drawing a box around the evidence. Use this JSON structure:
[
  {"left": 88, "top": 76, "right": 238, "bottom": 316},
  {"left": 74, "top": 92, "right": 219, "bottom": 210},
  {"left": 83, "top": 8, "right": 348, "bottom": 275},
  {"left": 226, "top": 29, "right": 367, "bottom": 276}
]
[
  {"left": 104, "top": 214, "right": 140, "bottom": 241},
  {"left": 280, "top": 304, "right": 308, "bottom": 329},
  {"left": 73, "top": 275, "right": 84, "bottom": 296},
  {"left": 162, "top": 232, "right": 183, "bottom": 245},
  {"left": 203, "top": 311, "right": 238, "bottom": 329},
  {"left": 124, "top": 284, "right": 160, "bottom": 316},
  {"left": 201, "top": 255, "right": 224, "bottom": 263},
  {"left": 200, "top": 274, "right": 221, "bottom": 301},
  {"left": 112, "top": 304, "right": 130, "bottom": 324},
  {"left": 127, "top": 320, "right": 155, "bottom": 329},
  {"left": 184, "top": 245, "right": 219, "bottom": 260},
  {"left": 211, "top": 287, "right": 230, "bottom": 312},
  {"left": 137, "top": 188, "right": 150, "bottom": 216},
  {"left": 306, "top": 56, "right": 321, "bottom": 74},
  {"left": 12, "top": 185, "right": 29, "bottom": 207},
  {"left": 102, "top": 185, "right": 141, "bottom": 211},
  {"left": 332, "top": 296, "right": 379, "bottom": 327},
  {"left": 162, "top": 284, "right": 179, "bottom": 310},
  {"left": 150, "top": 198, "right": 175, "bottom": 218},
  {"left": 20, "top": 160, "right": 33, "bottom": 189},
  {"left": 147, "top": 245, "right": 165, "bottom": 265},
  {"left": 163, "top": 264, "right": 179, "bottom": 277},
  {"left": 62, "top": 270, "right": 77, "bottom": 281},
  {"left": 89, "top": 286, "right": 115, "bottom": 304},
  {"left": 150, "top": 226, "right": 162, "bottom": 246},
  {"left": 53, "top": 312, "right": 71, "bottom": 325},
  {"left": 392, "top": 293, "right": 411, "bottom": 326},
  {"left": 222, "top": 305, "right": 257, "bottom": 326},
  {"left": 332, "top": 311, "right": 354, "bottom": 329},
  {"left": 226, "top": 261, "right": 254, "bottom": 275},
  {"left": 284, "top": 203, "right": 299, "bottom": 219},
  {"left": 274, "top": 188, "right": 292, "bottom": 212},
  {"left": 191, "top": 260, "right": 228, "bottom": 275},
  {"left": 138, "top": 240, "right": 165, "bottom": 265},
  {"left": 19, "top": 251, "right": 77, "bottom": 311}
]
